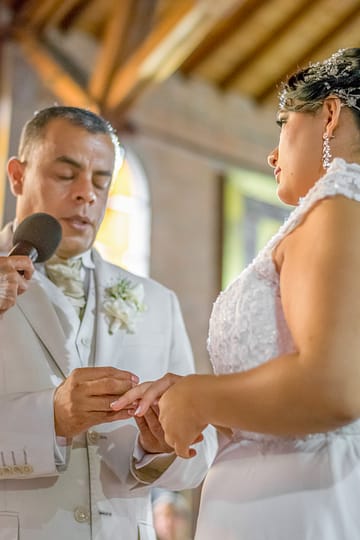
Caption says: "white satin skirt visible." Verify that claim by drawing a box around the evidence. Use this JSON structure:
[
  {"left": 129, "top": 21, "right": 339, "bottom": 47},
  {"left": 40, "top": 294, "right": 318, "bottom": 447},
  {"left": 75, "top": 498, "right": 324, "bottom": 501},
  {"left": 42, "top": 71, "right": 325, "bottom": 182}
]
[{"left": 195, "top": 433, "right": 360, "bottom": 540}]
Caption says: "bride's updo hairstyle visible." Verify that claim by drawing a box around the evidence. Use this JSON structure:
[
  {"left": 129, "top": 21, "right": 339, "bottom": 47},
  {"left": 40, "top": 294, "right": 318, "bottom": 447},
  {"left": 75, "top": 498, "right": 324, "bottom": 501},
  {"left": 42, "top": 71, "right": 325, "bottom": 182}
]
[{"left": 279, "top": 48, "right": 360, "bottom": 127}]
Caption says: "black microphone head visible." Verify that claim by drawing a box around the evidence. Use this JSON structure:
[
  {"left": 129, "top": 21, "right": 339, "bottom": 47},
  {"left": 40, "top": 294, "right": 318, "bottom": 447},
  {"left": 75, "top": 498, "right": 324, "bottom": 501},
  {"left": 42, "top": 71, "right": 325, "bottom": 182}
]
[{"left": 12, "top": 213, "right": 62, "bottom": 262}]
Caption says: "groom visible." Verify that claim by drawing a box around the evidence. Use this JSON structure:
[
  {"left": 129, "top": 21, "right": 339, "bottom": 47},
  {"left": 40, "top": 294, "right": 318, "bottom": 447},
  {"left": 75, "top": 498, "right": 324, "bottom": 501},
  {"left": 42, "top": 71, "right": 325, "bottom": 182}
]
[{"left": 0, "top": 106, "right": 216, "bottom": 540}]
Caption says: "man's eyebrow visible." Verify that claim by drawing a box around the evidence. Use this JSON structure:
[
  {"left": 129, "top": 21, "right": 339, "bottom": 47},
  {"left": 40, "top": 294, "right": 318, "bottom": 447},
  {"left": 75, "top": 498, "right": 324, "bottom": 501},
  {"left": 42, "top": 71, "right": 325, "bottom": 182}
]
[
  {"left": 55, "top": 155, "right": 81, "bottom": 168},
  {"left": 55, "top": 155, "right": 112, "bottom": 176}
]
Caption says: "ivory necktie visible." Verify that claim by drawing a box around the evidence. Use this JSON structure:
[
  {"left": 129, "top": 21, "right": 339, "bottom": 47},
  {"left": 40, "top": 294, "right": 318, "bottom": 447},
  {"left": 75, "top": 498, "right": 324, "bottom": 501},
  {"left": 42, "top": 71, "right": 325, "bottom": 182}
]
[{"left": 45, "top": 255, "right": 86, "bottom": 318}]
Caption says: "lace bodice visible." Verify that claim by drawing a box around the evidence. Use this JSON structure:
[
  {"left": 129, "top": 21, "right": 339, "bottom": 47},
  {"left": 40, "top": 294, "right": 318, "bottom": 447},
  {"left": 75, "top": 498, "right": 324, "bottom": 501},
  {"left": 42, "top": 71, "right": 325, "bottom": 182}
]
[{"left": 208, "top": 158, "right": 360, "bottom": 440}]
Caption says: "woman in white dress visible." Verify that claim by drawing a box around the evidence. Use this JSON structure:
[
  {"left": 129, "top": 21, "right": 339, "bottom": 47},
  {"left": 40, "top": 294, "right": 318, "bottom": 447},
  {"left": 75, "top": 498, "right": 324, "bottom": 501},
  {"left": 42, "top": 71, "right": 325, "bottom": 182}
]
[{"left": 112, "top": 48, "right": 360, "bottom": 539}]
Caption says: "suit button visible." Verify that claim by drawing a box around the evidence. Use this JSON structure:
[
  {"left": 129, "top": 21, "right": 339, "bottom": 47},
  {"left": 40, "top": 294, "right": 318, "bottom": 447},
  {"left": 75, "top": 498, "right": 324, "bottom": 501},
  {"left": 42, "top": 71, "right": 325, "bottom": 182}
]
[
  {"left": 81, "top": 337, "right": 91, "bottom": 347},
  {"left": 87, "top": 431, "right": 100, "bottom": 444},
  {"left": 74, "top": 506, "right": 90, "bottom": 523}
]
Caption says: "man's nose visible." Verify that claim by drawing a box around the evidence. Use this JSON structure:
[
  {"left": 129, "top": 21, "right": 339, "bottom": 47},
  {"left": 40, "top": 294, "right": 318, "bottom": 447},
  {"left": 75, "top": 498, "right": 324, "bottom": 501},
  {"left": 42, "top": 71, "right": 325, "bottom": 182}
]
[{"left": 72, "top": 176, "right": 96, "bottom": 205}]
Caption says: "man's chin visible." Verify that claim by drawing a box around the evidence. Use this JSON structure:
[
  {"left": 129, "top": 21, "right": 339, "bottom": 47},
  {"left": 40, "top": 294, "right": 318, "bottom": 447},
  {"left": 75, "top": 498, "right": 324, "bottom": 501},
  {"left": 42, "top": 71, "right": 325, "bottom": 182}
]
[{"left": 56, "top": 238, "right": 93, "bottom": 259}]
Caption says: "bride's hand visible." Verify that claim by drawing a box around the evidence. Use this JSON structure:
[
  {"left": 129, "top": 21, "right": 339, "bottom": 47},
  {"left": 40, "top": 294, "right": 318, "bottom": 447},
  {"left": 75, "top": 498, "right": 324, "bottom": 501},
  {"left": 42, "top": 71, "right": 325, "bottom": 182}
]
[
  {"left": 159, "top": 374, "right": 208, "bottom": 459},
  {"left": 110, "top": 372, "right": 181, "bottom": 416}
]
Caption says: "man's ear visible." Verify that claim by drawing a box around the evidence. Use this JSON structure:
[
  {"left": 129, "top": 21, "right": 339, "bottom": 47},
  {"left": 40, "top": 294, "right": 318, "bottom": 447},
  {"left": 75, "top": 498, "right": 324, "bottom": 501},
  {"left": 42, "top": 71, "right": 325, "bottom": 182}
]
[{"left": 7, "top": 157, "right": 25, "bottom": 196}]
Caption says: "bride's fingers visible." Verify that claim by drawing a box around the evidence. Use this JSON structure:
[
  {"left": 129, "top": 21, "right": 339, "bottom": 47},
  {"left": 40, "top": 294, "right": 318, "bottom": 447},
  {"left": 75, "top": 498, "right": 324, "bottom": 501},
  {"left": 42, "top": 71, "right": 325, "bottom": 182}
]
[
  {"left": 110, "top": 382, "right": 152, "bottom": 411},
  {"left": 112, "top": 373, "right": 182, "bottom": 415},
  {"left": 134, "top": 374, "right": 182, "bottom": 416}
]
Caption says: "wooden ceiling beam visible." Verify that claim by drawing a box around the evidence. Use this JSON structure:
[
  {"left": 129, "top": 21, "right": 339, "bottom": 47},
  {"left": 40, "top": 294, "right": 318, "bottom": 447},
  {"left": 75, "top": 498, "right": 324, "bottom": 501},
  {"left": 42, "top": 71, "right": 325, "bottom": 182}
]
[
  {"left": 88, "top": 0, "right": 132, "bottom": 103},
  {"left": 21, "top": 0, "right": 63, "bottom": 31},
  {"left": 219, "top": 0, "right": 315, "bottom": 89},
  {"left": 255, "top": 2, "right": 360, "bottom": 103},
  {"left": 119, "top": 0, "right": 157, "bottom": 59},
  {"left": 105, "top": 0, "right": 242, "bottom": 114},
  {"left": 181, "top": 0, "right": 264, "bottom": 74},
  {"left": 14, "top": 29, "right": 99, "bottom": 111},
  {"left": 45, "top": 0, "right": 85, "bottom": 29},
  {"left": 57, "top": 0, "right": 95, "bottom": 32}
]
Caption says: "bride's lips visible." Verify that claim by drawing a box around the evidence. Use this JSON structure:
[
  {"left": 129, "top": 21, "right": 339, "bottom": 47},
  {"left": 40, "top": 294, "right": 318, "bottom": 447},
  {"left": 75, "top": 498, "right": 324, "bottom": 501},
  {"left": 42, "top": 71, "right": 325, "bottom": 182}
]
[
  {"left": 61, "top": 215, "right": 93, "bottom": 231},
  {"left": 274, "top": 167, "right": 281, "bottom": 183}
]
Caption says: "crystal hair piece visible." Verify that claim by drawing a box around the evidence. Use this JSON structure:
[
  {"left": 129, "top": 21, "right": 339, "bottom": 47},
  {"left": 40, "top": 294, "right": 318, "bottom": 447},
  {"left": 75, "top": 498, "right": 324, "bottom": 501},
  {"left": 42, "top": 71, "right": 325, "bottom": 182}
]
[{"left": 279, "top": 49, "right": 360, "bottom": 112}]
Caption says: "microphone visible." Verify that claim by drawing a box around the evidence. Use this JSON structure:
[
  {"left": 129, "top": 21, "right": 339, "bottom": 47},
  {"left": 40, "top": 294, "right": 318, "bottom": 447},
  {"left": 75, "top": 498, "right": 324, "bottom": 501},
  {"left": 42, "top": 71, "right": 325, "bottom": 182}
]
[{"left": 8, "top": 212, "right": 62, "bottom": 263}]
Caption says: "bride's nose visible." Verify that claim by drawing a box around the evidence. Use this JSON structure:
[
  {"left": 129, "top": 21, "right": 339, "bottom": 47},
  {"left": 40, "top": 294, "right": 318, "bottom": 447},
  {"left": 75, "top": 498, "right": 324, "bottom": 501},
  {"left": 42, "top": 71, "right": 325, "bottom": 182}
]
[{"left": 267, "top": 148, "right": 278, "bottom": 169}]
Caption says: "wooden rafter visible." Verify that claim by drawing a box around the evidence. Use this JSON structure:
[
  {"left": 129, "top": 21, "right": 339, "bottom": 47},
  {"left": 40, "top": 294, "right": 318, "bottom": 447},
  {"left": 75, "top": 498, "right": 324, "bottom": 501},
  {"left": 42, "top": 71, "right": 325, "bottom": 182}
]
[
  {"left": 219, "top": 0, "right": 315, "bottom": 90},
  {"left": 57, "top": 0, "right": 95, "bottom": 32},
  {"left": 181, "top": 0, "right": 264, "bottom": 74},
  {"left": 46, "top": 0, "right": 85, "bottom": 28},
  {"left": 21, "top": 0, "right": 63, "bottom": 31},
  {"left": 255, "top": 2, "right": 360, "bottom": 103},
  {"left": 119, "top": 0, "right": 157, "bottom": 60},
  {"left": 60, "top": 0, "right": 111, "bottom": 36},
  {"left": 15, "top": 29, "right": 99, "bottom": 111},
  {"left": 104, "top": 0, "right": 242, "bottom": 113},
  {"left": 88, "top": 0, "right": 132, "bottom": 103}
]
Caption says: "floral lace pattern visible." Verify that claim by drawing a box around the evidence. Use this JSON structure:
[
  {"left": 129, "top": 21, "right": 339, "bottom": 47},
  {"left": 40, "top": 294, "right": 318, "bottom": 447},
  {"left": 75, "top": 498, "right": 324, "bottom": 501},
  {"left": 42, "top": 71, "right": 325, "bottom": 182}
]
[{"left": 208, "top": 158, "right": 360, "bottom": 441}]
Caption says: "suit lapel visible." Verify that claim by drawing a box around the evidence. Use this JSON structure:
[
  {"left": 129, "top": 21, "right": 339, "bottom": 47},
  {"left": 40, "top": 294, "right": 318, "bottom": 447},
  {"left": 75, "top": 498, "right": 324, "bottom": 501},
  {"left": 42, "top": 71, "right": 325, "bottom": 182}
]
[
  {"left": 16, "top": 273, "right": 78, "bottom": 378},
  {"left": 0, "top": 222, "right": 14, "bottom": 254},
  {"left": 92, "top": 251, "right": 127, "bottom": 369}
]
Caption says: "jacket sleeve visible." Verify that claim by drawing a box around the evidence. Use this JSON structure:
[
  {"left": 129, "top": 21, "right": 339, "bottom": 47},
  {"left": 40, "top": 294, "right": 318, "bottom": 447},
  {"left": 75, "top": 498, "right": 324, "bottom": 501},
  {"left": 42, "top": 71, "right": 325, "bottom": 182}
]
[
  {"left": 0, "top": 389, "right": 59, "bottom": 479},
  {"left": 130, "top": 290, "right": 218, "bottom": 489}
]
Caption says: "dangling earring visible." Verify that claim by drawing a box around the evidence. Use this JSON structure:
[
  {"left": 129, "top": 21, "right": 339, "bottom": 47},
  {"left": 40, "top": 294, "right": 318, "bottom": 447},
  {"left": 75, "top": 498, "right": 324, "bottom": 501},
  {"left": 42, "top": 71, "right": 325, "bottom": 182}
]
[{"left": 322, "top": 133, "right": 332, "bottom": 170}]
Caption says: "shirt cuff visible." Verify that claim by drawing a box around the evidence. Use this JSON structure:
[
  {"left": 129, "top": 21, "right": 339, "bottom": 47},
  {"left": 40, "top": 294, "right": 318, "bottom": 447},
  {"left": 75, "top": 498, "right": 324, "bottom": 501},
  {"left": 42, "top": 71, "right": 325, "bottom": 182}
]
[
  {"left": 132, "top": 434, "right": 175, "bottom": 469},
  {"left": 54, "top": 435, "right": 71, "bottom": 471}
]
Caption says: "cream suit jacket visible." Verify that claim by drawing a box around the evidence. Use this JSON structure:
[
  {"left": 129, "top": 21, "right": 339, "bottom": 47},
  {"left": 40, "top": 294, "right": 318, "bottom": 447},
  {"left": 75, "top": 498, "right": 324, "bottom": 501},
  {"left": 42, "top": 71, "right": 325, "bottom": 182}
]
[{"left": 0, "top": 223, "right": 217, "bottom": 540}]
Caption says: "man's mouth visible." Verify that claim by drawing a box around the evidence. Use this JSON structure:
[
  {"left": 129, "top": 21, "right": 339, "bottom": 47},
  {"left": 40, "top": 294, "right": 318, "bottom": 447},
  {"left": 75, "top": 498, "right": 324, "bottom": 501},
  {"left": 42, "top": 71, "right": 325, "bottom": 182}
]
[{"left": 62, "top": 215, "right": 93, "bottom": 230}]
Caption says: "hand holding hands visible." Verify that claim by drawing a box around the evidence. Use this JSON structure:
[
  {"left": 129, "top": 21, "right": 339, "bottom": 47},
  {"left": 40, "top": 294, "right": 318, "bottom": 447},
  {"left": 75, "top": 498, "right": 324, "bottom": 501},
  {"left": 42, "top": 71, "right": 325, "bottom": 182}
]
[
  {"left": 134, "top": 404, "right": 174, "bottom": 454},
  {"left": 0, "top": 256, "right": 34, "bottom": 315},
  {"left": 54, "top": 367, "right": 139, "bottom": 438},
  {"left": 158, "top": 374, "right": 208, "bottom": 459},
  {"left": 110, "top": 372, "right": 181, "bottom": 416},
  {"left": 111, "top": 373, "right": 207, "bottom": 458},
  {"left": 111, "top": 373, "right": 182, "bottom": 454}
]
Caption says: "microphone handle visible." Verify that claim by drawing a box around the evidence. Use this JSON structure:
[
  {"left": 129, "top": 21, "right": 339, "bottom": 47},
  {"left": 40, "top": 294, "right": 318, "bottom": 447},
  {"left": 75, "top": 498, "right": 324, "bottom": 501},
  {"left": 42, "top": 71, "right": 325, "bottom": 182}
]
[{"left": 8, "top": 241, "right": 39, "bottom": 263}]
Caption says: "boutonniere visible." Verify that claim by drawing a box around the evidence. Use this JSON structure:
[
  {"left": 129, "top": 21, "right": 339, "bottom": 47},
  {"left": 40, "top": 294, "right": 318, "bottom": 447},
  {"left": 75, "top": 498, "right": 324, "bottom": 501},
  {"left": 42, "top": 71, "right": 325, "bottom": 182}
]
[{"left": 103, "top": 278, "right": 146, "bottom": 335}]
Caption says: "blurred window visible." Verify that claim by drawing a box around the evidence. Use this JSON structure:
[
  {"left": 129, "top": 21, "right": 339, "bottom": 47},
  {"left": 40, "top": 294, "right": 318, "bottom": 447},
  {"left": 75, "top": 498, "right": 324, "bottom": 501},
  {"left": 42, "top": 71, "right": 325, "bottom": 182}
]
[{"left": 95, "top": 148, "right": 150, "bottom": 276}]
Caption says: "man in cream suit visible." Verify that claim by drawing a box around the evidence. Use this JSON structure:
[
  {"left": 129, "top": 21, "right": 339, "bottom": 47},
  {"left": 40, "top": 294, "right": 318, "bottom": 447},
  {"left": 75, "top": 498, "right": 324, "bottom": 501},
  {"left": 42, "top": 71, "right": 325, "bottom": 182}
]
[{"left": 0, "top": 106, "right": 216, "bottom": 540}]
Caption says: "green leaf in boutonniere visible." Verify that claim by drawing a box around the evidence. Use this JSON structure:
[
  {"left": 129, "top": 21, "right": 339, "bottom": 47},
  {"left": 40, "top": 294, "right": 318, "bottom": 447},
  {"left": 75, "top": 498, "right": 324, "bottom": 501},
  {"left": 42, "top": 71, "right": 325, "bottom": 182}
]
[{"left": 103, "top": 278, "right": 146, "bottom": 335}]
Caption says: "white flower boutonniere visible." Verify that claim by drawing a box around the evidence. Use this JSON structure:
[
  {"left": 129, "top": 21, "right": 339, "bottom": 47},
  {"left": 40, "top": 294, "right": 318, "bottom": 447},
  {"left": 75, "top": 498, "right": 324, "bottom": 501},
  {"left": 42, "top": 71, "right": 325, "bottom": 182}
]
[{"left": 103, "top": 278, "right": 146, "bottom": 335}]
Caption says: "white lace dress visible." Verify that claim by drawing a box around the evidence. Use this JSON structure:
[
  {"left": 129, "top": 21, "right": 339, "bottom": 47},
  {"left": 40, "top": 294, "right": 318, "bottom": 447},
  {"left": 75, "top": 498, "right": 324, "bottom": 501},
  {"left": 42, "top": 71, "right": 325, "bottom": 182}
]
[{"left": 195, "top": 158, "right": 360, "bottom": 540}]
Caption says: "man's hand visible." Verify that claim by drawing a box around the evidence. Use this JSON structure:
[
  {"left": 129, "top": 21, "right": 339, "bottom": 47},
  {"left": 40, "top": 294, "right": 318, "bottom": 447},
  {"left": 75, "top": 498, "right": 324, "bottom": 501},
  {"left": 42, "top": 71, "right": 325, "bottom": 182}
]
[
  {"left": 54, "top": 367, "right": 139, "bottom": 438},
  {"left": 134, "top": 404, "right": 174, "bottom": 454},
  {"left": 0, "top": 256, "right": 34, "bottom": 314},
  {"left": 110, "top": 374, "right": 204, "bottom": 455}
]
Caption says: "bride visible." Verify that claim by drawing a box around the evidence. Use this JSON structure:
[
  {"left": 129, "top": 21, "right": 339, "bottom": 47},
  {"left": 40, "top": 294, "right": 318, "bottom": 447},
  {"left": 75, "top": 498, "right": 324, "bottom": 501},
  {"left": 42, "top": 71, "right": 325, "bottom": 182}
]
[{"left": 112, "top": 48, "right": 360, "bottom": 539}]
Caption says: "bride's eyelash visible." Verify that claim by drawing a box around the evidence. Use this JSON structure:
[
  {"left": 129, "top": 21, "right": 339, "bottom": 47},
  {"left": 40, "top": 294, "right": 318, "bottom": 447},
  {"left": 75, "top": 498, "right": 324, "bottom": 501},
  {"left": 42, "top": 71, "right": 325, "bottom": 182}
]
[{"left": 276, "top": 118, "right": 287, "bottom": 128}]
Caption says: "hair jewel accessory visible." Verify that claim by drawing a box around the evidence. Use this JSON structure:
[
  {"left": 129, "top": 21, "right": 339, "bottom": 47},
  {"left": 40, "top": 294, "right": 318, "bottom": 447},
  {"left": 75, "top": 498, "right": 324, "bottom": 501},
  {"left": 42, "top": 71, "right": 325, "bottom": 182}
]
[
  {"left": 308, "top": 49, "right": 349, "bottom": 79},
  {"left": 280, "top": 49, "right": 360, "bottom": 113}
]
